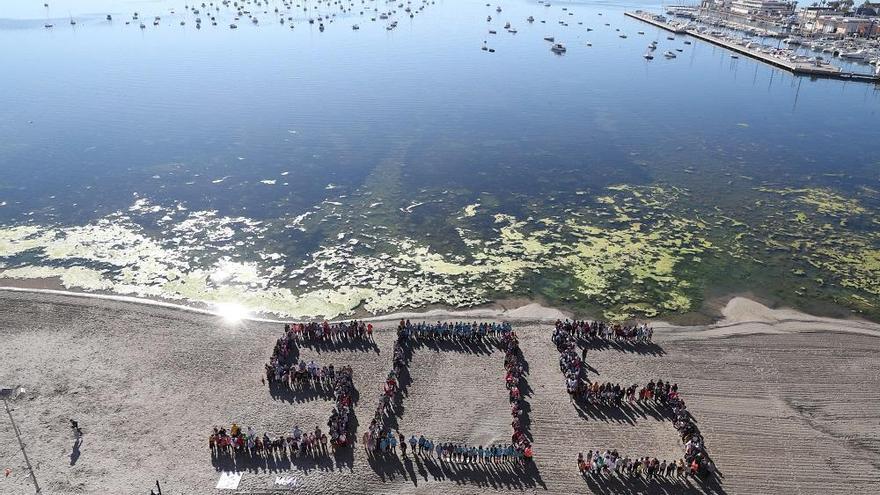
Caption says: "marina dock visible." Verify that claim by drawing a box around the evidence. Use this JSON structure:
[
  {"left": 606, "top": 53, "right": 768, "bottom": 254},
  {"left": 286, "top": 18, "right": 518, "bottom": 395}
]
[{"left": 625, "top": 11, "right": 879, "bottom": 83}]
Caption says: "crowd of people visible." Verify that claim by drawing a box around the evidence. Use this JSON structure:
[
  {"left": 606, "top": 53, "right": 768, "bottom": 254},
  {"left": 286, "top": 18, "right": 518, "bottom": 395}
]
[
  {"left": 553, "top": 324, "right": 588, "bottom": 396},
  {"left": 552, "top": 321, "right": 716, "bottom": 481},
  {"left": 264, "top": 358, "right": 338, "bottom": 390},
  {"left": 247, "top": 323, "right": 362, "bottom": 455},
  {"left": 214, "top": 362, "right": 355, "bottom": 459},
  {"left": 556, "top": 319, "right": 654, "bottom": 343},
  {"left": 362, "top": 320, "right": 533, "bottom": 464}
]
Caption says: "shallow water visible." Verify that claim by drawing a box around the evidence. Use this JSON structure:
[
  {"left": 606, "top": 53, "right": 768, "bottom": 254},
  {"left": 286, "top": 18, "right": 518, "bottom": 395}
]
[{"left": 1, "top": 0, "right": 879, "bottom": 320}]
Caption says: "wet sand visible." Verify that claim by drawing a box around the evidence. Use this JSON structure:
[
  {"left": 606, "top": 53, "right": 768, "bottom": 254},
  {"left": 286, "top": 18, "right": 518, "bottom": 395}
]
[{"left": 1, "top": 291, "right": 879, "bottom": 494}]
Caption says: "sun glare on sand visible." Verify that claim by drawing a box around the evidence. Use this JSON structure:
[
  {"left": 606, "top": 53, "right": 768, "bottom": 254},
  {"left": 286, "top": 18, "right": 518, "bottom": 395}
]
[{"left": 214, "top": 302, "right": 249, "bottom": 323}]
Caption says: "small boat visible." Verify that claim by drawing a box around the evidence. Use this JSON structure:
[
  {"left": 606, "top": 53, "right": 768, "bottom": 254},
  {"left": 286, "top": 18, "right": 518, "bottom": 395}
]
[
  {"left": 667, "top": 36, "right": 674, "bottom": 40},
  {"left": 619, "top": 34, "right": 627, "bottom": 38},
  {"left": 527, "top": 16, "right": 534, "bottom": 22},
  {"left": 487, "top": 16, "right": 491, "bottom": 22},
  {"left": 551, "top": 42, "right": 566, "bottom": 53},
  {"left": 489, "top": 29, "right": 496, "bottom": 34},
  {"left": 638, "top": 31, "right": 644, "bottom": 35},
  {"left": 504, "top": 22, "right": 510, "bottom": 29},
  {"left": 841, "top": 50, "right": 868, "bottom": 60},
  {"left": 496, "top": 6, "right": 502, "bottom": 12},
  {"left": 482, "top": 41, "right": 488, "bottom": 51},
  {"left": 684, "top": 40, "right": 691, "bottom": 45},
  {"left": 140, "top": 23, "right": 146, "bottom": 29},
  {"left": 488, "top": 48, "right": 495, "bottom": 52},
  {"left": 664, "top": 51, "right": 676, "bottom": 58},
  {"left": 352, "top": 24, "right": 359, "bottom": 30},
  {"left": 544, "top": 36, "right": 554, "bottom": 42},
  {"left": 731, "top": 55, "right": 739, "bottom": 59},
  {"left": 229, "top": 23, "right": 237, "bottom": 28},
  {"left": 508, "top": 28, "right": 517, "bottom": 33},
  {"left": 675, "top": 48, "right": 683, "bottom": 52},
  {"left": 106, "top": 14, "right": 112, "bottom": 21},
  {"left": 44, "top": 23, "right": 53, "bottom": 28},
  {"left": 644, "top": 52, "right": 654, "bottom": 60}
]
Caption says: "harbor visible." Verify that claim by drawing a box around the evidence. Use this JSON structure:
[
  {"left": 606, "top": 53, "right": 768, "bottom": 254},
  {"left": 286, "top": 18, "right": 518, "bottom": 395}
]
[{"left": 626, "top": 10, "right": 880, "bottom": 82}]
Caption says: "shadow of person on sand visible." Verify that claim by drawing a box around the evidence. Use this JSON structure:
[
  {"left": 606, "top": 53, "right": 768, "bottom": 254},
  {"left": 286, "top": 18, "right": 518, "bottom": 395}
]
[
  {"left": 210, "top": 444, "right": 357, "bottom": 476},
  {"left": 69, "top": 437, "right": 82, "bottom": 466},
  {"left": 296, "top": 338, "right": 380, "bottom": 355},
  {"left": 410, "top": 337, "right": 497, "bottom": 356},
  {"left": 571, "top": 397, "right": 677, "bottom": 425},
  {"left": 367, "top": 453, "right": 548, "bottom": 490},
  {"left": 582, "top": 469, "right": 727, "bottom": 495},
  {"left": 578, "top": 338, "right": 666, "bottom": 357},
  {"left": 268, "top": 382, "right": 335, "bottom": 404}
]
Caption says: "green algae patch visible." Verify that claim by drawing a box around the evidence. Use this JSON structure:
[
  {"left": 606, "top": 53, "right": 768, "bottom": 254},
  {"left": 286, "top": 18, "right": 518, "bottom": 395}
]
[
  {"left": 5, "top": 174, "right": 880, "bottom": 323},
  {"left": 757, "top": 187, "right": 866, "bottom": 216},
  {"left": 461, "top": 203, "right": 480, "bottom": 218},
  {"left": 0, "top": 265, "right": 113, "bottom": 291}
]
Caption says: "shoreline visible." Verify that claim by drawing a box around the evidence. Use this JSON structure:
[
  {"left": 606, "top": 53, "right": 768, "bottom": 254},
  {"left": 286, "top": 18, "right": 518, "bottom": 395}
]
[{"left": 2, "top": 284, "right": 879, "bottom": 341}]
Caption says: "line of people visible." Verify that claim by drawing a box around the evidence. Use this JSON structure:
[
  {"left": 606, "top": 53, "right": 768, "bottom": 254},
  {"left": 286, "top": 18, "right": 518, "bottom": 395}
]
[
  {"left": 264, "top": 358, "right": 337, "bottom": 390},
  {"left": 209, "top": 424, "right": 330, "bottom": 459},
  {"left": 580, "top": 379, "right": 680, "bottom": 406},
  {"left": 400, "top": 435, "right": 528, "bottom": 464},
  {"left": 501, "top": 328, "right": 534, "bottom": 463},
  {"left": 556, "top": 319, "right": 654, "bottom": 343},
  {"left": 397, "top": 320, "right": 513, "bottom": 340},
  {"left": 553, "top": 325, "right": 587, "bottom": 396},
  {"left": 578, "top": 450, "right": 706, "bottom": 480},
  {"left": 282, "top": 320, "right": 373, "bottom": 343},
  {"left": 364, "top": 323, "right": 409, "bottom": 457}
]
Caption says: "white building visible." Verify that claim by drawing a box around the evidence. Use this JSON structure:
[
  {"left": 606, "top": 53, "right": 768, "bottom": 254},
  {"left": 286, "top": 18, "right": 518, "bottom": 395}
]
[{"left": 729, "top": 0, "right": 796, "bottom": 17}]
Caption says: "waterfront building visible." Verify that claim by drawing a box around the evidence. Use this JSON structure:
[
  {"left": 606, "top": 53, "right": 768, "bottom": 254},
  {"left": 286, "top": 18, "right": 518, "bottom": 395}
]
[
  {"left": 729, "top": 0, "right": 797, "bottom": 17},
  {"left": 812, "top": 15, "right": 880, "bottom": 36}
]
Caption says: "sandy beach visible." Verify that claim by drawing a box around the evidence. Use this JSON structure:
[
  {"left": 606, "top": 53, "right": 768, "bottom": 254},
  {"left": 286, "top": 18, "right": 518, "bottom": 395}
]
[{"left": 1, "top": 290, "right": 879, "bottom": 495}]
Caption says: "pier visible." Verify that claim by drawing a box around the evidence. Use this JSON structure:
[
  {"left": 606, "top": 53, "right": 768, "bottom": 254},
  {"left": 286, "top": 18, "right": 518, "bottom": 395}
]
[{"left": 625, "top": 11, "right": 879, "bottom": 83}]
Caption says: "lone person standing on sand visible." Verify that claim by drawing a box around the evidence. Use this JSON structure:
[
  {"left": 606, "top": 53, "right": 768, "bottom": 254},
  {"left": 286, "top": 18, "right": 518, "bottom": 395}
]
[{"left": 70, "top": 419, "right": 82, "bottom": 436}]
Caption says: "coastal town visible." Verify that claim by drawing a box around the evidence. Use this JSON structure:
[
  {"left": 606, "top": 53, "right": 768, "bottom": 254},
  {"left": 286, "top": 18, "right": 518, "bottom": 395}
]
[{"left": 629, "top": 0, "right": 880, "bottom": 81}]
